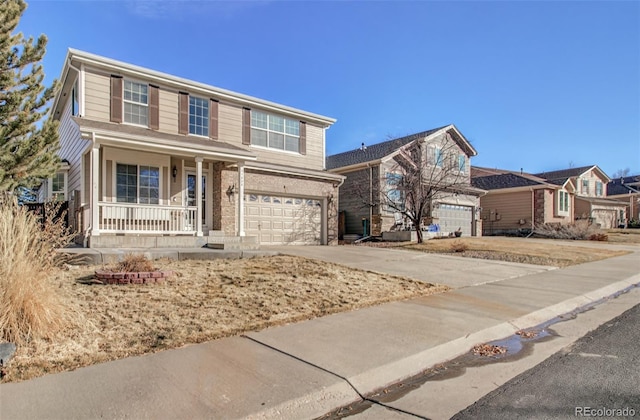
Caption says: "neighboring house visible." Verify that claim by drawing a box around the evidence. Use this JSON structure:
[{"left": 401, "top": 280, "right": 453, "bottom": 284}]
[
  {"left": 44, "top": 49, "right": 344, "bottom": 248},
  {"left": 607, "top": 175, "right": 640, "bottom": 224},
  {"left": 533, "top": 165, "right": 626, "bottom": 229},
  {"left": 471, "top": 169, "right": 576, "bottom": 235},
  {"left": 326, "top": 125, "right": 485, "bottom": 237}
]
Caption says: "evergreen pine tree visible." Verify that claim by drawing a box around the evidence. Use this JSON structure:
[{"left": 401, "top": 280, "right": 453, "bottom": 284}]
[{"left": 0, "top": 0, "right": 60, "bottom": 192}]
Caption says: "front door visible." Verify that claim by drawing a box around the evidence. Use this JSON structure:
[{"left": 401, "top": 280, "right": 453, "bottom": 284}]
[{"left": 186, "top": 172, "right": 208, "bottom": 229}]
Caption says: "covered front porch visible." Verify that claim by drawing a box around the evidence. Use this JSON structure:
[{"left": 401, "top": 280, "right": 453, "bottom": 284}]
[{"left": 74, "top": 118, "right": 257, "bottom": 247}]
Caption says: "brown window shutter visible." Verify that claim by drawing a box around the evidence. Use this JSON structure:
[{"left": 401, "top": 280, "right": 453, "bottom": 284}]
[
  {"left": 178, "top": 92, "right": 189, "bottom": 135},
  {"left": 242, "top": 108, "right": 251, "bottom": 145},
  {"left": 110, "top": 76, "right": 123, "bottom": 123},
  {"left": 149, "top": 85, "right": 159, "bottom": 130},
  {"left": 299, "top": 121, "right": 307, "bottom": 155},
  {"left": 210, "top": 99, "right": 219, "bottom": 140}
]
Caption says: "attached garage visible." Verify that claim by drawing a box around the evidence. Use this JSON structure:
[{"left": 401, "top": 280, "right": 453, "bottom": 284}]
[
  {"left": 434, "top": 204, "right": 473, "bottom": 236},
  {"left": 244, "top": 194, "right": 323, "bottom": 245}
]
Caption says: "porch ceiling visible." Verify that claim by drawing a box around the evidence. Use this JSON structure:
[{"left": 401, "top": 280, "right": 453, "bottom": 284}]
[{"left": 73, "top": 117, "right": 257, "bottom": 162}]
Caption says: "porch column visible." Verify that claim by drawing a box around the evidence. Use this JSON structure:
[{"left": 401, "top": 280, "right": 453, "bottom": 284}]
[
  {"left": 238, "top": 162, "right": 245, "bottom": 236},
  {"left": 195, "top": 157, "right": 203, "bottom": 237},
  {"left": 91, "top": 143, "right": 100, "bottom": 236}
]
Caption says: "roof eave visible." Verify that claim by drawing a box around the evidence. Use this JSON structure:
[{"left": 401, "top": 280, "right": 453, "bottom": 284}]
[{"left": 67, "top": 48, "right": 336, "bottom": 127}]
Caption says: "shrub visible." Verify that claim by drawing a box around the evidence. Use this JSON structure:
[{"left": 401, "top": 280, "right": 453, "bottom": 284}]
[
  {"left": 0, "top": 195, "right": 76, "bottom": 344},
  {"left": 112, "top": 253, "right": 155, "bottom": 273},
  {"left": 533, "top": 220, "right": 603, "bottom": 240},
  {"left": 449, "top": 240, "right": 468, "bottom": 253},
  {"left": 588, "top": 233, "right": 608, "bottom": 241}
]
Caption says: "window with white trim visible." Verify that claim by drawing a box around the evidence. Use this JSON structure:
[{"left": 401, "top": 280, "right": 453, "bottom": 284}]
[
  {"left": 250, "top": 110, "right": 300, "bottom": 153},
  {"left": 435, "top": 147, "right": 443, "bottom": 168},
  {"left": 458, "top": 154, "right": 466, "bottom": 173},
  {"left": 557, "top": 190, "right": 569, "bottom": 214},
  {"left": 116, "top": 163, "right": 159, "bottom": 204},
  {"left": 123, "top": 80, "right": 148, "bottom": 126},
  {"left": 581, "top": 179, "right": 589, "bottom": 194},
  {"left": 51, "top": 172, "right": 66, "bottom": 201},
  {"left": 189, "top": 96, "right": 209, "bottom": 136},
  {"left": 595, "top": 180, "right": 603, "bottom": 196},
  {"left": 385, "top": 172, "right": 404, "bottom": 212}
]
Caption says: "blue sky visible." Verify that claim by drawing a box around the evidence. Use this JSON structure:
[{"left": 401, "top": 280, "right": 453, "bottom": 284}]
[{"left": 17, "top": 0, "right": 640, "bottom": 177}]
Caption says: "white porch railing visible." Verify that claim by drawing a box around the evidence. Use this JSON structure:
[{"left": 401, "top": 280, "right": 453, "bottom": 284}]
[{"left": 98, "top": 202, "right": 197, "bottom": 234}]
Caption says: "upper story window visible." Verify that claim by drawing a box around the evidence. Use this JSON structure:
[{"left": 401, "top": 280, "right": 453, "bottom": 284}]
[
  {"left": 557, "top": 190, "right": 569, "bottom": 215},
  {"left": 189, "top": 96, "right": 209, "bottom": 137},
  {"left": 458, "top": 155, "right": 466, "bottom": 173},
  {"left": 250, "top": 110, "right": 300, "bottom": 153},
  {"left": 581, "top": 179, "right": 589, "bottom": 194},
  {"left": 123, "top": 80, "right": 148, "bottom": 126},
  {"left": 595, "top": 180, "right": 603, "bottom": 196}
]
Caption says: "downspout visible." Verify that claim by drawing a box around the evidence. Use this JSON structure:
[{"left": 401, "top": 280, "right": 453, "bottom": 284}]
[{"left": 530, "top": 188, "right": 535, "bottom": 232}]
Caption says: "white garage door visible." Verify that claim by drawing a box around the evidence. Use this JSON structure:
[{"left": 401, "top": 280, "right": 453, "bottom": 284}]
[
  {"left": 245, "top": 194, "right": 322, "bottom": 245},
  {"left": 434, "top": 204, "right": 473, "bottom": 236}
]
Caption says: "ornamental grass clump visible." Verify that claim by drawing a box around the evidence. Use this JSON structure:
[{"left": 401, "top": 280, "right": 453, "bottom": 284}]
[
  {"left": 0, "top": 196, "right": 76, "bottom": 344},
  {"left": 112, "top": 253, "right": 156, "bottom": 273}
]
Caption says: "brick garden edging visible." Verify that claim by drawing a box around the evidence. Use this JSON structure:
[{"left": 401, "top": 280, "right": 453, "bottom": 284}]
[{"left": 94, "top": 270, "right": 173, "bottom": 285}]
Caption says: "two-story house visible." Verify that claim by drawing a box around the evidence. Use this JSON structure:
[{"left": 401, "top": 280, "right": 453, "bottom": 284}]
[
  {"left": 46, "top": 49, "right": 344, "bottom": 248},
  {"left": 533, "top": 165, "right": 626, "bottom": 228},
  {"left": 326, "top": 125, "right": 485, "bottom": 238}
]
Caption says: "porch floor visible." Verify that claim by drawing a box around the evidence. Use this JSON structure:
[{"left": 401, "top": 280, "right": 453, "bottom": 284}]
[{"left": 58, "top": 247, "right": 280, "bottom": 265}]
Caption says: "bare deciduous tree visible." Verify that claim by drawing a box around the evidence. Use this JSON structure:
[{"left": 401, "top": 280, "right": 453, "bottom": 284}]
[{"left": 354, "top": 132, "right": 472, "bottom": 243}]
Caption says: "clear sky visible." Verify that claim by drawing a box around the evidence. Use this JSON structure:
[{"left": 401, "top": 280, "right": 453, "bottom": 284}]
[{"left": 17, "top": 0, "right": 640, "bottom": 177}]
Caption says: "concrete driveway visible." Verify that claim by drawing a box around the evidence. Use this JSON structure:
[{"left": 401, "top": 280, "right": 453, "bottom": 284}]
[{"left": 266, "top": 245, "right": 556, "bottom": 288}]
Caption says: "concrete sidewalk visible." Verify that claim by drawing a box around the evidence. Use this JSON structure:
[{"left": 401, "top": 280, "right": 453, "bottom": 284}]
[{"left": 1, "top": 250, "right": 639, "bottom": 419}]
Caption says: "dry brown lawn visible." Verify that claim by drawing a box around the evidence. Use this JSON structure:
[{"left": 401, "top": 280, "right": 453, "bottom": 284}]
[
  {"left": 3, "top": 255, "right": 447, "bottom": 383},
  {"left": 403, "top": 237, "right": 629, "bottom": 267},
  {"left": 606, "top": 229, "right": 640, "bottom": 244}
]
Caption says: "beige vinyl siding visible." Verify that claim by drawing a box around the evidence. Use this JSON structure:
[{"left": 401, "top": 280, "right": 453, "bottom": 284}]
[
  {"left": 83, "top": 69, "right": 111, "bottom": 122},
  {"left": 218, "top": 102, "right": 242, "bottom": 142},
  {"left": 480, "top": 191, "right": 532, "bottom": 234},
  {"left": 57, "top": 94, "right": 90, "bottom": 200},
  {"left": 338, "top": 167, "right": 377, "bottom": 235},
  {"left": 158, "top": 88, "right": 179, "bottom": 133},
  {"left": 218, "top": 103, "right": 325, "bottom": 171}
]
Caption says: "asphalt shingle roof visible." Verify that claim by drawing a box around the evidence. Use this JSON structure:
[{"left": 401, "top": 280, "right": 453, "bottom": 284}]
[
  {"left": 325, "top": 126, "right": 447, "bottom": 170},
  {"left": 533, "top": 165, "right": 594, "bottom": 182},
  {"left": 471, "top": 173, "right": 543, "bottom": 190},
  {"left": 607, "top": 175, "right": 640, "bottom": 196}
]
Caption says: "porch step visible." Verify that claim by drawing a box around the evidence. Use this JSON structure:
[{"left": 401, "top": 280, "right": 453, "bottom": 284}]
[{"left": 206, "top": 236, "right": 259, "bottom": 251}]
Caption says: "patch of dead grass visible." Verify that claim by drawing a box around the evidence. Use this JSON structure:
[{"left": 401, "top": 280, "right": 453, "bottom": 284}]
[
  {"left": 3, "top": 255, "right": 447, "bottom": 383},
  {"left": 404, "top": 237, "right": 629, "bottom": 267}
]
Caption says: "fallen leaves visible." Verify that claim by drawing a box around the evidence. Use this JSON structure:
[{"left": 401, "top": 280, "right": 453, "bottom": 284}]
[{"left": 472, "top": 344, "right": 507, "bottom": 357}]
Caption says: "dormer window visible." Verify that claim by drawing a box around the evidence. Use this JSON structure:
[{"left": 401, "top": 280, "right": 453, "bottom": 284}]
[{"left": 123, "top": 80, "right": 148, "bottom": 126}]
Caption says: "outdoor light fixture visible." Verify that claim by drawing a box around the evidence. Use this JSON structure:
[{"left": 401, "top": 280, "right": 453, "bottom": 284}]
[
  {"left": 172, "top": 166, "right": 177, "bottom": 181},
  {"left": 226, "top": 184, "right": 235, "bottom": 201}
]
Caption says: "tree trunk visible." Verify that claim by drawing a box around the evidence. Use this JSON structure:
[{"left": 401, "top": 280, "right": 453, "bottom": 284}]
[{"left": 416, "top": 226, "right": 423, "bottom": 243}]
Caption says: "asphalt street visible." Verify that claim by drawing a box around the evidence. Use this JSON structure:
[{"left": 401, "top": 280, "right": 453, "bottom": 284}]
[{"left": 452, "top": 303, "right": 640, "bottom": 419}]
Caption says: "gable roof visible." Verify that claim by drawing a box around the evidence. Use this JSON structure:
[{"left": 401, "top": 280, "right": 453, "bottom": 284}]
[
  {"left": 471, "top": 173, "right": 547, "bottom": 191},
  {"left": 607, "top": 175, "right": 640, "bottom": 196},
  {"left": 533, "top": 165, "right": 610, "bottom": 184},
  {"left": 53, "top": 49, "right": 336, "bottom": 128},
  {"left": 326, "top": 124, "right": 477, "bottom": 170}
]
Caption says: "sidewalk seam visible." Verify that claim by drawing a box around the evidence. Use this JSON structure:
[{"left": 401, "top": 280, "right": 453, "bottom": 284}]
[{"left": 241, "top": 335, "right": 426, "bottom": 419}]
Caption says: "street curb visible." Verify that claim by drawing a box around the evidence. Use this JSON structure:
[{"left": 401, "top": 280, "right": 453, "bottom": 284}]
[{"left": 327, "top": 274, "right": 640, "bottom": 400}]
